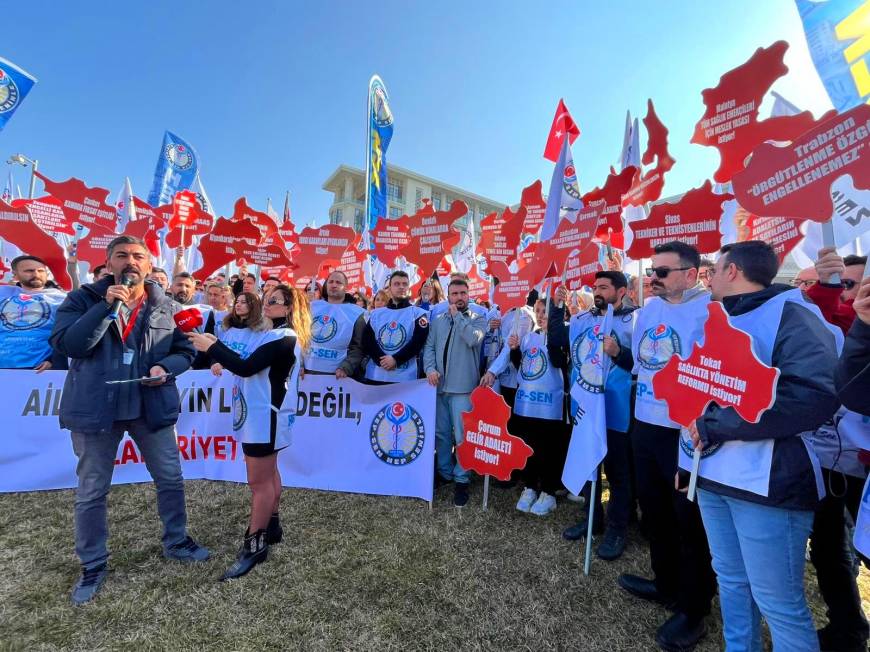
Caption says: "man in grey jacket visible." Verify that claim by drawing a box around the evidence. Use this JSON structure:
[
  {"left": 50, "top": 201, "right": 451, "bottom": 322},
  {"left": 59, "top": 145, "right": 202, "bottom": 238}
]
[{"left": 423, "top": 278, "right": 485, "bottom": 506}]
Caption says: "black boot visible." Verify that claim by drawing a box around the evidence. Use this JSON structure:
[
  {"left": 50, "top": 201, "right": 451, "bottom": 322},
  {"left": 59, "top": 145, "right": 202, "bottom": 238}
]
[
  {"left": 266, "top": 513, "right": 283, "bottom": 545},
  {"left": 220, "top": 529, "right": 268, "bottom": 581}
]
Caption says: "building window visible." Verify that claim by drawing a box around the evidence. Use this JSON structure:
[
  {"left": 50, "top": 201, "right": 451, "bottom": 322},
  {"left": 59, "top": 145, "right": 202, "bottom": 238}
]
[
  {"left": 335, "top": 208, "right": 343, "bottom": 224},
  {"left": 387, "top": 180, "right": 403, "bottom": 202},
  {"left": 389, "top": 206, "right": 401, "bottom": 218},
  {"left": 431, "top": 192, "right": 441, "bottom": 211},
  {"left": 415, "top": 188, "right": 422, "bottom": 211},
  {"left": 354, "top": 208, "right": 362, "bottom": 222}
]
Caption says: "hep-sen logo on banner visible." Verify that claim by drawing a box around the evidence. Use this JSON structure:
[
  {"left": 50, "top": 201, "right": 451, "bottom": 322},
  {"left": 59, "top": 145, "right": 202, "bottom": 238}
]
[{"left": 370, "top": 402, "right": 425, "bottom": 466}]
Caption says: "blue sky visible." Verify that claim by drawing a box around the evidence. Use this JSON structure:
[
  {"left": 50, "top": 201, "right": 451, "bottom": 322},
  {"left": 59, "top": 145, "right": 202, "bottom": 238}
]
[{"left": 3, "top": 1, "right": 832, "bottom": 225}]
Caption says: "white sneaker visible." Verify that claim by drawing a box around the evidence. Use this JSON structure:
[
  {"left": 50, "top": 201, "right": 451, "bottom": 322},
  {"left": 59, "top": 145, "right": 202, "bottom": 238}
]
[
  {"left": 530, "top": 492, "right": 557, "bottom": 516},
  {"left": 516, "top": 488, "right": 538, "bottom": 512}
]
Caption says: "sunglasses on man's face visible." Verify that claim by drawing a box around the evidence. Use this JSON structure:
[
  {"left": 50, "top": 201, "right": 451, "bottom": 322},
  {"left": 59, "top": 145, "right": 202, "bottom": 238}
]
[
  {"left": 645, "top": 266, "right": 691, "bottom": 279},
  {"left": 842, "top": 279, "right": 857, "bottom": 290}
]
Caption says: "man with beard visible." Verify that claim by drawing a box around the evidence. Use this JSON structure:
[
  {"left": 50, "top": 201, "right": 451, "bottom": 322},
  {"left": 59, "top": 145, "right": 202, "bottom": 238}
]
[
  {"left": 617, "top": 241, "right": 717, "bottom": 651},
  {"left": 362, "top": 270, "right": 429, "bottom": 383},
  {"left": 304, "top": 270, "right": 366, "bottom": 378},
  {"left": 0, "top": 255, "right": 69, "bottom": 370},
  {"left": 146, "top": 267, "right": 169, "bottom": 292},
  {"left": 424, "top": 279, "right": 485, "bottom": 506},
  {"left": 50, "top": 235, "right": 209, "bottom": 605},
  {"left": 170, "top": 272, "right": 197, "bottom": 306},
  {"left": 555, "top": 271, "right": 636, "bottom": 560}
]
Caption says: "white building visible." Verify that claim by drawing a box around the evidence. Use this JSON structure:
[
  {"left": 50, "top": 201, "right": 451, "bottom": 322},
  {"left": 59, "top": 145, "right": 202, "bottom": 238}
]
[{"left": 322, "top": 164, "right": 506, "bottom": 237}]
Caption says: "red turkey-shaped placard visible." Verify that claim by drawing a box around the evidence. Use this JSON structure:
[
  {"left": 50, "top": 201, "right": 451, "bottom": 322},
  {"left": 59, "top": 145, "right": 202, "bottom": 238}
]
[
  {"left": 622, "top": 100, "right": 676, "bottom": 207},
  {"left": 653, "top": 302, "right": 779, "bottom": 427},
  {"left": 371, "top": 214, "right": 412, "bottom": 267},
  {"left": 70, "top": 224, "right": 119, "bottom": 272},
  {"left": 12, "top": 196, "right": 76, "bottom": 236},
  {"left": 477, "top": 204, "right": 525, "bottom": 272},
  {"left": 466, "top": 266, "right": 490, "bottom": 303},
  {"left": 192, "top": 217, "right": 261, "bottom": 279},
  {"left": 744, "top": 214, "right": 806, "bottom": 264},
  {"left": 0, "top": 200, "right": 73, "bottom": 290},
  {"left": 582, "top": 166, "right": 637, "bottom": 238},
  {"left": 457, "top": 386, "right": 534, "bottom": 482},
  {"left": 34, "top": 172, "right": 117, "bottom": 232},
  {"left": 403, "top": 199, "right": 464, "bottom": 277},
  {"left": 691, "top": 41, "right": 829, "bottom": 184},
  {"left": 165, "top": 191, "right": 215, "bottom": 248},
  {"left": 490, "top": 256, "right": 555, "bottom": 311},
  {"left": 122, "top": 215, "right": 163, "bottom": 258},
  {"left": 564, "top": 242, "right": 604, "bottom": 290},
  {"left": 230, "top": 197, "right": 279, "bottom": 238},
  {"left": 732, "top": 103, "right": 870, "bottom": 222},
  {"left": 330, "top": 235, "right": 368, "bottom": 291},
  {"left": 626, "top": 181, "right": 731, "bottom": 259},
  {"left": 545, "top": 201, "right": 605, "bottom": 274},
  {"left": 168, "top": 190, "right": 199, "bottom": 230},
  {"left": 520, "top": 180, "right": 547, "bottom": 236},
  {"left": 293, "top": 223, "right": 356, "bottom": 280}
]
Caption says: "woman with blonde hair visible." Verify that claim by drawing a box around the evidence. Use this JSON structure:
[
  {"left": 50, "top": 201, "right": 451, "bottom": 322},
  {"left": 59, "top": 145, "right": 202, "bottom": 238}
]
[
  {"left": 188, "top": 286, "right": 310, "bottom": 580},
  {"left": 372, "top": 289, "right": 390, "bottom": 310}
]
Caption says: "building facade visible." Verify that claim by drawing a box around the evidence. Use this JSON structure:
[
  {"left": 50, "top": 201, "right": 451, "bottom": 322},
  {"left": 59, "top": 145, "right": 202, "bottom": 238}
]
[{"left": 322, "top": 164, "right": 505, "bottom": 238}]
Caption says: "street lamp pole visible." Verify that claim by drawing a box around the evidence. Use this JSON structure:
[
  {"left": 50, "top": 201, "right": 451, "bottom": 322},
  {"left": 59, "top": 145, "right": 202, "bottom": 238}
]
[{"left": 7, "top": 153, "right": 39, "bottom": 199}]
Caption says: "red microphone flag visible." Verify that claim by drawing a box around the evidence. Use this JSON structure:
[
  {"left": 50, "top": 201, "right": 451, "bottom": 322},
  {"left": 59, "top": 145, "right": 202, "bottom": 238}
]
[{"left": 173, "top": 307, "right": 204, "bottom": 333}]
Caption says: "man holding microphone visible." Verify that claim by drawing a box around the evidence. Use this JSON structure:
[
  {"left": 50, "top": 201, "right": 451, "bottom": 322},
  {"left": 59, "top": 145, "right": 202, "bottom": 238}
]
[{"left": 50, "top": 235, "right": 209, "bottom": 606}]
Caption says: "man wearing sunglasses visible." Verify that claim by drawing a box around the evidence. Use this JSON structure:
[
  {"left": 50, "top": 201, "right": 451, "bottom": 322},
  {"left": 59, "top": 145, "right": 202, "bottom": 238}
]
[
  {"left": 807, "top": 248, "right": 866, "bottom": 335},
  {"left": 618, "top": 241, "right": 716, "bottom": 652}
]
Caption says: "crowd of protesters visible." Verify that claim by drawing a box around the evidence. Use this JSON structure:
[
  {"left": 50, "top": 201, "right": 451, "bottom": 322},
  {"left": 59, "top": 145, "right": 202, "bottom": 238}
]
[{"left": 1, "top": 234, "right": 868, "bottom": 652}]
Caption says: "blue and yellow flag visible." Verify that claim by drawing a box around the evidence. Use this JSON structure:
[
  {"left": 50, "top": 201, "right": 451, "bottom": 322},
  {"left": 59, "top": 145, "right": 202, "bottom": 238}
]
[
  {"left": 0, "top": 57, "right": 37, "bottom": 132},
  {"left": 365, "top": 75, "right": 394, "bottom": 238},
  {"left": 796, "top": 0, "right": 870, "bottom": 111}
]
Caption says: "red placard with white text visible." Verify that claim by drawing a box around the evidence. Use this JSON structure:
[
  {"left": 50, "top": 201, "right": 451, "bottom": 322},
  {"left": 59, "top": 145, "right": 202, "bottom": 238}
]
[
  {"left": 456, "top": 387, "right": 533, "bottom": 482},
  {"left": 652, "top": 302, "right": 779, "bottom": 427},
  {"left": 622, "top": 99, "right": 676, "bottom": 207},
  {"left": 0, "top": 200, "right": 73, "bottom": 290}
]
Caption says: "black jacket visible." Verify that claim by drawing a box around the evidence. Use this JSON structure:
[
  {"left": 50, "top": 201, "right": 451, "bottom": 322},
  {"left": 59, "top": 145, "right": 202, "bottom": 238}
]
[
  {"left": 50, "top": 277, "right": 195, "bottom": 434},
  {"left": 696, "top": 284, "right": 840, "bottom": 510},
  {"left": 836, "top": 317, "right": 870, "bottom": 416},
  {"left": 361, "top": 298, "right": 429, "bottom": 367}
]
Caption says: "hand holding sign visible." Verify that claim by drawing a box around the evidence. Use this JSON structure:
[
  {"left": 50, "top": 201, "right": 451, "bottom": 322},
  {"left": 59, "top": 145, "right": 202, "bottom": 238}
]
[{"left": 652, "top": 302, "right": 779, "bottom": 499}]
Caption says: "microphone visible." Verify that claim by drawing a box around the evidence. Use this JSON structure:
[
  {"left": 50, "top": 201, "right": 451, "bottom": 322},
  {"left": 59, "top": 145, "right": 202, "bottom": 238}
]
[
  {"left": 173, "top": 306, "right": 204, "bottom": 333},
  {"left": 109, "top": 274, "right": 135, "bottom": 320}
]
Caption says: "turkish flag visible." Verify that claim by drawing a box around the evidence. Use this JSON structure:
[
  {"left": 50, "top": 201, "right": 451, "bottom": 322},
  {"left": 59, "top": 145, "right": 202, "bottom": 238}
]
[{"left": 543, "top": 99, "right": 581, "bottom": 162}]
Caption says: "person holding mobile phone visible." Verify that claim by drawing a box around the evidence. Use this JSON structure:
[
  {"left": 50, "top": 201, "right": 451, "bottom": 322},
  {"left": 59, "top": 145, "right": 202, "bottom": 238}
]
[{"left": 50, "top": 235, "right": 209, "bottom": 606}]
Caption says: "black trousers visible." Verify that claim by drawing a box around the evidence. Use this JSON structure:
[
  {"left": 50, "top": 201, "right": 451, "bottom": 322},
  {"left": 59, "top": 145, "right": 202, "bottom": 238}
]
[
  {"left": 580, "top": 429, "right": 635, "bottom": 533},
  {"left": 631, "top": 420, "right": 716, "bottom": 622},
  {"left": 809, "top": 468, "right": 869, "bottom": 646},
  {"left": 512, "top": 413, "right": 569, "bottom": 495}
]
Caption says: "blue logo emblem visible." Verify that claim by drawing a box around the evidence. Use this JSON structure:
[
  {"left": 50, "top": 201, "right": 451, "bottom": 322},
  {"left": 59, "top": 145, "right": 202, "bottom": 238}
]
[
  {"left": 520, "top": 346, "right": 547, "bottom": 381},
  {"left": 231, "top": 386, "right": 248, "bottom": 431},
  {"left": 679, "top": 429, "right": 720, "bottom": 458},
  {"left": 0, "top": 69, "right": 20, "bottom": 113},
  {"left": 377, "top": 320, "right": 407, "bottom": 352},
  {"left": 370, "top": 402, "right": 425, "bottom": 465},
  {"left": 572, "top": 325, "right": 607, "bottom": 393},
  {"left": 164, "top": 142, "right": 194, "bottom": 171},
  {"left": 637, "top": 323, "right": 681, "bottom": 371},
  {"left": 311, "top": 313, "right": 339, "bottom": 343},
  {"left": 0, "top": 294, "right": 51, "bottom": 331}
]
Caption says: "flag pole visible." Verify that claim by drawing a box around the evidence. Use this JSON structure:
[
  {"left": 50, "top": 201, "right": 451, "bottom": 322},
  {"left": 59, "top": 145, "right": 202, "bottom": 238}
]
[
  {"left": 364, "top": 76, "right": 376, "bottom": 292},
  {"left": 583, "top": 469, "right": 598, "bottom": 575},
  {"left": 482, "top": 475, "right": 490, "bottom": 511},
  {"left": 821, "top": 220, "right": 841, "bottom": 284}
]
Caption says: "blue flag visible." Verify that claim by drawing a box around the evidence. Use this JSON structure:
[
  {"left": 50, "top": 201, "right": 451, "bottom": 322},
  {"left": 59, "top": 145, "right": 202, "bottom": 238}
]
[
  {"left": 146, "top": 131, "right": 200, "bottom": 207},
  {"left": 540, "top": 135, "right": 582, "bottom": 242},
  {"left": 796, "top": 0, "right": 870, "bottom": 111},
  {"left": 0, "top": 57, "right": 37, "bottom": 132},
  {"left": 365, "top": 76, "right": 394, "bottom": 238}
]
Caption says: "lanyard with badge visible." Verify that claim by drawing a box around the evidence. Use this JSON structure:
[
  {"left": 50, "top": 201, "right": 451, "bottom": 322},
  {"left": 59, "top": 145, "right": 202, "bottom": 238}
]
[{"left": 118, "top": 296, "right": 145, "bottom": 365}]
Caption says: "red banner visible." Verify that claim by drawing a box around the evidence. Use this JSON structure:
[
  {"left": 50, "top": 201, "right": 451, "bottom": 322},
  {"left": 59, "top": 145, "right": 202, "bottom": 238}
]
[
  {"left": 0, "top": 200, "right": 73, "bottom": 290},
  {"left": 477, "top": 204, "right": 525, "bottom": 272},
  {"left": 403, "top": 200, "right": 464, "bottom": 276},
  {"left": 293, "top": 224, "right": 356, "bottom": 280},
  {"left": 622, "top": 100, "right": 676, "bottom": 207},
  {"left": 520, "top": 181, "right": 547, "bottom": 236},
  {"left": 35, "top": 173, "right": 117, "bottom": 232},
  {"left": 745, "top": 214, "right": 806, "bottom": 264},
  {"left": 12, "top": 196, "right": 75, "bottom": 236},
  {"left": 230, "top": 197, "right": 278, "bottom": 239},
  {"left": 371, "top": 215, "right": 412, "bottom": 268}
]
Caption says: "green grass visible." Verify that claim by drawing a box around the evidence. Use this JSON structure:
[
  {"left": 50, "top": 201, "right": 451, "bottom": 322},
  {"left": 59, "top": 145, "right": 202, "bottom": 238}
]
[{"left": 0, "top": 480, "right": 867, "bottom": 651}]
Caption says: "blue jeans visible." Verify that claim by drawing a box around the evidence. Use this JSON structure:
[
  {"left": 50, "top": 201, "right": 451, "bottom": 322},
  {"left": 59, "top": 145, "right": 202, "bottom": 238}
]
[
  {"left": 698, "top": 489, "right": 818, "bottom": 652},
  {"left": 71, "top": 419, "right": 189, "bottom": 570},
  {"left": 435, "top": 392, "right": 472, "bottom": 484}
]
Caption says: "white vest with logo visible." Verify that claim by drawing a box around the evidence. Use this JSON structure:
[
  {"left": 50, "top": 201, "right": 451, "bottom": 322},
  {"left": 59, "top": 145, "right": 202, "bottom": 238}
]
[
  {"left": 813, "top": 408, "right": 870, "bottom": 479},
  {"left": 570, "top": 308, "right": 635, "bottom": 433},
  {"left": 632, "top": 292, "right": 710, "bottom": 428},
  {"left": 365, "top": 304, "right": 427, "bottom": 382},
  {"left": 304, "top": 300, "right": 364, "bottom": 373},
  {"left": 220, "top": 326, "right": 295, "bottom": 445},
  {"left": 486, "top": 307, "right": 536, "bottom": 390},
  {"left": 0, "top": 286, "right": 66, "bottom": 369},
  {"left": 678, "top": 289, "right": 840, "bottom": 497},
  {"left": 515, "top": 330, "right": 564, "bottom": 420}
]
